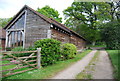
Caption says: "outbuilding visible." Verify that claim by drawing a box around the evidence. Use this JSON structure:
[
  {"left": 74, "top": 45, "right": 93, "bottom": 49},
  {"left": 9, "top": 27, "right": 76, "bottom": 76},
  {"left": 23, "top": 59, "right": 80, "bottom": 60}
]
[{"left": 4, "top": 5, "right": 86, "bottom": 50}]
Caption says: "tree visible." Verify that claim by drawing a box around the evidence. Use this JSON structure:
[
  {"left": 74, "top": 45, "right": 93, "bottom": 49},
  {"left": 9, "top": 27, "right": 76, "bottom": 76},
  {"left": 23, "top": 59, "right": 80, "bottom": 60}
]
[
  {"left": 63, "top": 2, "right": 111, "bottom": 45},
  {"left": 101, "top": 20, "right": 120, "bottom": 49},
  {"left": 37, "top": 5, "right": 62, "bottom": 23},
  {"left": 107, "top": 1, "right": 120, "bottom": 20},
  {"left": 0, "top": 17, "right": 12, "bottom": 28}
]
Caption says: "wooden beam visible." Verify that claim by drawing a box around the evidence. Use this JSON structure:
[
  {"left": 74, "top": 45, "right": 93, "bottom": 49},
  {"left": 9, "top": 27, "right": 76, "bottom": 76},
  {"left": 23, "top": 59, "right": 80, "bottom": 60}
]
[
  {"left": 6, "top": 10, "right": 25, "bottom": 30},
  {"left": 23, "top": 10, "right": 27, "bottom": 48},
  {"left": 2, "top": 50, "right": 37, "bottom": 54},
  {"left": 5, "top": 31, "right": 8, "bottom": 48},
  {"left": 37, "top": 48, "right": 41, "bottom": 69},
  {"left": 3, "top": 68, "right": 35, "bottom": 77},
  {"left": 16, "top": 32, "right": 18, "bottom": 46},
  {"left": 1, "top": 65, "right": 29, "bottom": 72},
  {"left": 20, "top": 32, "right": 22, "bottom": 46},
  {"left": 7, "top": 28, "right": 24, "bottom": 32},
  {"left": 13, "top": 32, "right": 15, "bottom": 47},
  {"left": 8, "top": 34, "right": 11, "bottom": 47}
]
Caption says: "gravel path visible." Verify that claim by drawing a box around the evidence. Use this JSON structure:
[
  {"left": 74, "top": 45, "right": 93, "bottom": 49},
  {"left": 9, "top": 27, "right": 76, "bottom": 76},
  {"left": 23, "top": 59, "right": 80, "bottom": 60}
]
[
  {"left": 51, "top": 50, "right": 97, "bottom": 79},
  {"left": 92, "top": 50, "right": 114, "bottom": 79}
]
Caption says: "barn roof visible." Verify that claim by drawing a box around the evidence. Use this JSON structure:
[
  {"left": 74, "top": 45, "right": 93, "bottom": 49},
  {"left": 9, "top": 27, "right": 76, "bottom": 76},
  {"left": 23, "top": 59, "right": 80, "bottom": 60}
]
[
  {"left": 4, "top": 5, "right": 86, "bottom": 41},
  {"left": 0, "top": 27, "right": 6, "bottom": 39}
]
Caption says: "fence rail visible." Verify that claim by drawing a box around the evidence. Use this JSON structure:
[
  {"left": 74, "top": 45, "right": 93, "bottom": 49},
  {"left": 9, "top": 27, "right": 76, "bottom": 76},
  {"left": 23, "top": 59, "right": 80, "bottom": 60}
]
[{"left": 0, "top": 48, "right": 41, "bottom": 77}]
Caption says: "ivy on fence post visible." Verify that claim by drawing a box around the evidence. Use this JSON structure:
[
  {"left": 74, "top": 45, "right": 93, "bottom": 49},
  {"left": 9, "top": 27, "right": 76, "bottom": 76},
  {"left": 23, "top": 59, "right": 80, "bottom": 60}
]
[{"left": 37, "top": 48, "right": 41, "bottom": 69}]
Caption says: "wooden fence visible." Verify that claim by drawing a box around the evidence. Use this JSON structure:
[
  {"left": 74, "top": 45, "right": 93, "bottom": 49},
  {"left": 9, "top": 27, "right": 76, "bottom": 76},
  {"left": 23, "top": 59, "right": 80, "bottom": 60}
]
[{"left": 0, "top": 48, "right": 41, "bottom": 77}]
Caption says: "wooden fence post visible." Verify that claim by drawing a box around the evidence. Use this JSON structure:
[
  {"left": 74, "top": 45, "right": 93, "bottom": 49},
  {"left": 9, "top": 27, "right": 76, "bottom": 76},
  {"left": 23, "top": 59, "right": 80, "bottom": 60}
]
[{"left": 37, "top": 48, "right": 41, "bottom": 69}]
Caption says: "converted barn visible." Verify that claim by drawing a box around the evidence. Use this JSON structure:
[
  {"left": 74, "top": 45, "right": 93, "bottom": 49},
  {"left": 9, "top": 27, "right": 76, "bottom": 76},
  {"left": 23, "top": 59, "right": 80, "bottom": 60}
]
[{"left": 4, "top": 5, "right": 86, "bottom": 50}]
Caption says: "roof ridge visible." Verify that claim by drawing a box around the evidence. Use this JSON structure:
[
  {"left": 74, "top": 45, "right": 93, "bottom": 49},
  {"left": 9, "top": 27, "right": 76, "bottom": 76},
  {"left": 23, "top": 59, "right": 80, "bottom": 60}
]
[{"left": 4, "top": 5, "right": 86, "bottom": 41}]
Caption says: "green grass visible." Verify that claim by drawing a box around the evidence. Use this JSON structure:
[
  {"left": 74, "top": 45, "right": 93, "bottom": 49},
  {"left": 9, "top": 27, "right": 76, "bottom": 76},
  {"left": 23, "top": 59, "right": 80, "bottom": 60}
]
[
  {"left": 76, "top": 51, "right": 100, "bottom": 79},
  {"left": 2, "top": 60, "right": 30, "bottom": 76},
  {"left": 3, "top": 50, "right": 91, "bottom": 79},
  {"left": 87, "top": 44, "right": 106, "bottom": 48},
  {"left": 107, "top": 50, "right": 119, "bottom": 81}
]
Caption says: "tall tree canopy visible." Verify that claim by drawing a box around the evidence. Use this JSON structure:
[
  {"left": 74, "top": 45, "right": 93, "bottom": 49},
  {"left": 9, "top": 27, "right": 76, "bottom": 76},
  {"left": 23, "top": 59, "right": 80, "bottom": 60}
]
[
  {"left": 63, "top": 2, "right": 114, "bottom": 44},
  {"left": 107, "top": 1, "right": 120, "bottom": 20},
  {"left": 101, "top": 20, "right": 120, "bottom": 49},
  {"left": 37, "top": 5, "right": 62, "bottom": 23}
]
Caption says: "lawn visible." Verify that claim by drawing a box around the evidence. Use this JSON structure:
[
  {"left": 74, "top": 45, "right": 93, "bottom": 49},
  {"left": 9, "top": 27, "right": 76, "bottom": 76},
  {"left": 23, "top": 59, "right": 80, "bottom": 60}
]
[
  {"left": 2, "top": 60, "right": 30, "bottom": 76},
  {"left": 2, "top": 50, "right": 91, "bottom": 79},
  {"left": 107, "top": 50, "right": 119, "bottom": 81}
]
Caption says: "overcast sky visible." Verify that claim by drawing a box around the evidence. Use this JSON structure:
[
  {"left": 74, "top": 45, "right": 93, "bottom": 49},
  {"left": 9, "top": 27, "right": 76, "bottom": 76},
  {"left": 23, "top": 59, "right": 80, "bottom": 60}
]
[{"left": 0, "top": 0, "right": 74, "bottom": 22}]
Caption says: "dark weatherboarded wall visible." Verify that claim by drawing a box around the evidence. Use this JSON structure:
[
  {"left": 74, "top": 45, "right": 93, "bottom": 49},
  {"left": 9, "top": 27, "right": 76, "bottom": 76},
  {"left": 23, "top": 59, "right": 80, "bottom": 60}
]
[{"left": 51, "top": 28, "right": 70, "bottom": 43}]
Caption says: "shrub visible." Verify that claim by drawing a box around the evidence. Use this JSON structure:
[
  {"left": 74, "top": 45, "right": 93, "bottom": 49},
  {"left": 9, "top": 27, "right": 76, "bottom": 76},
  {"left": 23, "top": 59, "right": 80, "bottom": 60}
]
[
  {"left": 34, "top": 39, "right": 61, "bottom": 66},
  {"left": 11, "top": 47, "right": 26, "bottom": 51},
  {"left": 11, "top": 47, "right": 29, "bottom": 57},
  {"left": 61, "top": 43, "right": 77, "bottom": 60},
  {"left": 6, "top": 47, "right": 12, "bottom": 51}
]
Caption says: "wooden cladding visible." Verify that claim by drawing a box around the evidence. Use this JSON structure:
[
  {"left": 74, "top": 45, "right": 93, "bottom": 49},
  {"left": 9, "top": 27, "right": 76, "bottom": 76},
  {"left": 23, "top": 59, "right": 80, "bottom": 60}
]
[
  {"left": 4, "top": 6, "right": 86, "bottom": 50},
  {"left": 51, "top": 28, "right": 86, "bottom": 49}
]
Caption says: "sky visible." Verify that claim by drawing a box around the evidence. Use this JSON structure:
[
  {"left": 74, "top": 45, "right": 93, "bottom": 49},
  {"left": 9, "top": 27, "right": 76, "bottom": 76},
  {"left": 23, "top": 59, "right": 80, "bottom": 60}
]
[{"left": 0, "top": 0, "right": 74, "bottom": 22}]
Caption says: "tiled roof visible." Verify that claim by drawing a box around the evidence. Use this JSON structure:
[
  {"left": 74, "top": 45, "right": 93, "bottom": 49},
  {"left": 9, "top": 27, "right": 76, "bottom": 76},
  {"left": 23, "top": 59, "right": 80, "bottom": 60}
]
[{"left": 4, "top": 5, "right": 86, "bottom": 41}]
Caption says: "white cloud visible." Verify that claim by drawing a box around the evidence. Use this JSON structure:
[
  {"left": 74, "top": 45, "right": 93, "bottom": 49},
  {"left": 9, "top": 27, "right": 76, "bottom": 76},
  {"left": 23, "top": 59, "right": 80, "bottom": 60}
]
[{"left": 0, "top": 0, "right": 74, "bottom": 22}]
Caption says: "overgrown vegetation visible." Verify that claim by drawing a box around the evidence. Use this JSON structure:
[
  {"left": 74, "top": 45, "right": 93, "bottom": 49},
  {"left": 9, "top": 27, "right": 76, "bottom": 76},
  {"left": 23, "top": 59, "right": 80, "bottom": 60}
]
[
  {"left": 34, "top": 39, "right": 78, "bottom": 66},
  {"left": 4, "top": 50, "right": 91, "bottom": 79},
  {"left": 107, "top": 50, "right": 119, "bottom": 81}
]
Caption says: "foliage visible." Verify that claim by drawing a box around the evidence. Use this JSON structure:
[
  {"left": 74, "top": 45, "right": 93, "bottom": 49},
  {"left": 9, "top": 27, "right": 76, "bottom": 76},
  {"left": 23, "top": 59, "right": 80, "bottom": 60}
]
[
  {"left": 101, "top": 20, "right": 120, "bottom": 50},
  {"left": 34, "top": 39, "right": 61, "bottom": 66},
  {"left": 11, "top": 47, "right": 26, "bottom": 51},
  {"left": 107, "top": 1, "right": 120, "bottom": 20},
  {"left": 11, "top": 47, "right": 30, "bottom": 57},
  {"left": 61, "top": 43, "right": 77, "bottom": 60},
  {"left": 0, "top": 17, "right": 12, "bottom": 28},
  {"left": 63, "top": 2, "right": 116, "bottom": 44},
  {"left": 36, "top": 5, "right": 62, "bottom": 23}
]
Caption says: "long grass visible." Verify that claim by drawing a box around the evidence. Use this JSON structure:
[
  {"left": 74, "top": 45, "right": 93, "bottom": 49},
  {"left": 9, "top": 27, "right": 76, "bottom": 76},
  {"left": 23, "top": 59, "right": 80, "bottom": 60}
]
[
  {"left": 107, "top": 50, "right": 119, "bottom": 81},
  {"left": 3, "top": 50, "right": 91, "bottom": 79}
]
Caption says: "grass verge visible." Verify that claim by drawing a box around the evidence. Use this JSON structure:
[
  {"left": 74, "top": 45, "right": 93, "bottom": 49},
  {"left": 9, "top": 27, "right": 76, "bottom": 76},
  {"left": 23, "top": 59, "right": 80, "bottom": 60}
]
[
  {"left": 3, "top": 50, "right": 92, "bottom": 79},
  {"left": 76, "top": 51, "right": 100, "bottom": 79},
  {"left": 107, "top": 50, "right": 119, "bottom": 81}
]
